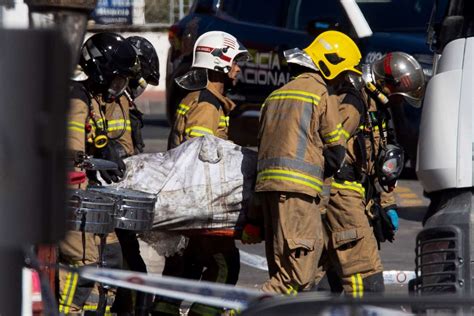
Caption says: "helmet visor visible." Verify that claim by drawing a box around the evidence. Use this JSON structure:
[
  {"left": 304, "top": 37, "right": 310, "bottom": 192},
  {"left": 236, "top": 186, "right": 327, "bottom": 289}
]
[
  {"left": 346, "top": 72, "right": 364, "bottom": 91},
  {"left": 284, "top": 48, "right": 318, "bottom": 71},
  {"left": 128, "top": 77, "right": 148, "bottom": 99},
  {"left": 175, "top": 68, "right": 208, "bottom": 91},
  {"left": 105, "top": 75, "right": 128, "bottom": 102},
  {"left": 233, "top": 52, "right": 251, "bottom": 66}
]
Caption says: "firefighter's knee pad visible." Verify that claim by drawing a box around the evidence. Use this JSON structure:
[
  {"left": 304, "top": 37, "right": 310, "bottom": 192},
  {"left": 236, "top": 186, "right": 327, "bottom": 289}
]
[{"left": 332, "top": 227, "right": 380, "bottom": 276}]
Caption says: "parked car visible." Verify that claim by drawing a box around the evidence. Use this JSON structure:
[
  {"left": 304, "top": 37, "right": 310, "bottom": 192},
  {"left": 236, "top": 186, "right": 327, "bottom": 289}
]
[{"left": 166, "top": 0, "right": 447, "bottom": 162}]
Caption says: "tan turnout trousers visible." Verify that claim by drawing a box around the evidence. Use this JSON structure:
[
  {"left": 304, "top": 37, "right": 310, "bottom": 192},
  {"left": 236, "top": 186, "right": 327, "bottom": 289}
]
[{"left": 260, "top": 192, "right": 324, "bottom": 294}]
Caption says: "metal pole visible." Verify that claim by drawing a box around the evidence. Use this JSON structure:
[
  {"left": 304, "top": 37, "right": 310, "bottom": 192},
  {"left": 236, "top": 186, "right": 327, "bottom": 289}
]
[
  {"left": 179, "top": 0, "right": 183, "bottom": 19},
  {"left": 169, "top": 0, "right": 175, "bottom": 24}
]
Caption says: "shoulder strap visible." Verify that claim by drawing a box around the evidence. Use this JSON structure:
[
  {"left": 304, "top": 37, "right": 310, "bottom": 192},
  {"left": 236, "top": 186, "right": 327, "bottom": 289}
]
[{"left": 198, "top": 89, "right": 222, "bottom": 111}]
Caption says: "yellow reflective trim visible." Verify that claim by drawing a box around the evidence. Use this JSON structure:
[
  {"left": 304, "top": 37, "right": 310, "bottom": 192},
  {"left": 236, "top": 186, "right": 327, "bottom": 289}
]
[
  {"left": 107, "top": 119, "right": 126, "bottom": 124},
  {"left": 357, "top": 273, "right": 364, "bottom": 298},
  {"left": 359, "top": 122, "right": 387, "bottom": 131},
  {"left": 58, "top": 268, "right": 79, "bottom": 314},
  {"left": 185, "top": 126, "right": 214, "bottom": 135},
  {"left": 259, "top": 169, "right": 323, "bottom": 185},
  {"left": 83, "top": 305, "right": 112, "bottom": 315},
  {"left": 189, "top": 131, "right": 206, "bottom": 137},
  {"left": 68, "top": 126, "right": 84, "bottom": 133},
  {"left": 351, "top": 275, "right": 358, "bottom": 298},
  {"left": 324, "top": 134, "right": 341, "bottom": 144},
  {"left": 323, "top": 124, "right": 342, "bottom": 138},
  {"left": 267, "top": 95, "right": 317, "bottom": 105},
  {"left": 219, "top": 116, "right": 230, "bottom": 127},
  {"left": 271, "top": 89, "right": 321, "bottom": 100},
  {"left": 59, "top": 272, "right": 72, "bottom": 313},
  {"left": 258, "top": 175, "right": 322, "bottom": 192},
  {"left": 341, "top": 129, "right": 351, "bottom": 139},
  {"left": 178, "top": 103, "right": 190, "bottom": 110},
  {"left": 285, "top": 285, "right": 298, "bottom": 296},
  {"left": 107, "top": 126, "right": 132, "bottom": 132},
  {"left": 176, "top": 104, "right": 190, "bottom": 116},
  {"left": 68, "top": 121, "right": 85, "bottom": 128},
  {"left": 67, "top": 272, "right": 79, "bottom": 312},
  {"left": 332, "top": 181, "right": 365, "bottom": 196}
]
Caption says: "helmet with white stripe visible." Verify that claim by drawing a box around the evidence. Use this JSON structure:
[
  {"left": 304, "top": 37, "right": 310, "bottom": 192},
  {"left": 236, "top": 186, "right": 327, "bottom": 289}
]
[{"left": 191, "top": 31, "right": 249, "bottom": 73}]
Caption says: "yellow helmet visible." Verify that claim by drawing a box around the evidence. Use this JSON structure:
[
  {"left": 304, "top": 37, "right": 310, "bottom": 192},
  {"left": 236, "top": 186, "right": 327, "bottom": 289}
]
[{"left": 304, "top": 30, "right": 362, "bottom": 80}]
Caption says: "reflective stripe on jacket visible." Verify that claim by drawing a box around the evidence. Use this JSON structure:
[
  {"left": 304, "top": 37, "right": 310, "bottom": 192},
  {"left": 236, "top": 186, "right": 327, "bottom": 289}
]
[
  {"left": 167, "top": 85, "right": 236, "bottom": 149},
  {"left": 256, "top": 72, "right": 344, "bottom": 197}
]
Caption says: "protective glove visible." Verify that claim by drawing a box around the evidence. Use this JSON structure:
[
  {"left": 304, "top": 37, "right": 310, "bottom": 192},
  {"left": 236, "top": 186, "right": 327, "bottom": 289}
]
[
  {"left": 386, "top": 209, "right": 399, "bottom": 232},
  {"left": 97, "top": 140, "right": 126, "bottom": 184},
  {"left": 130, "top": 108, "right": 145, "bottom": 154},
  {"left": 323, "top": 145, "right": 346, "bottom": 178},
  {"left": 241, "top": 223, "right": 262, "bottom": 244}
]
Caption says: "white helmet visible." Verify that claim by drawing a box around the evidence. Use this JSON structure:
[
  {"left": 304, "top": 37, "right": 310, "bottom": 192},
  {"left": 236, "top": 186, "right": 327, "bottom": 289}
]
[{"left": 192, "top": 31, "right": 249, "bottom": 73}]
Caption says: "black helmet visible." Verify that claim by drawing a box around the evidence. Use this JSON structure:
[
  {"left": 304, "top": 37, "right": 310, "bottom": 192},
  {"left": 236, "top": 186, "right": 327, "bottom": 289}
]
[
  {"left": 80, "top": 32, "right": 140, "bottom": 102},
  {"left": 127, "top": 36, "right": 160, "bottom": 86},
  {"left": 375, "top": 144, "right": 405, "bottom": 192}
]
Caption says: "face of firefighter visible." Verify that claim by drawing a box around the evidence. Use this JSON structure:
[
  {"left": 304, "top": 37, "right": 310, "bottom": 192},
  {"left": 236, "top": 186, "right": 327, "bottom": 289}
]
[{"left": 226, "top": 62, "right": 241, "bottom": 87}]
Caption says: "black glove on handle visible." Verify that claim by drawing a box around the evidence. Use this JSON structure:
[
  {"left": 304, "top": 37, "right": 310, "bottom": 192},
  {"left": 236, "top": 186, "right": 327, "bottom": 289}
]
[{"left": 97, "top": 140, "right": 127, "bottom": 184}]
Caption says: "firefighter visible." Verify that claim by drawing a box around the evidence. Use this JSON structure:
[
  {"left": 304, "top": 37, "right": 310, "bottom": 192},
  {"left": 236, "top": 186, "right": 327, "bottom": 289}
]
[
  {"left": 317, "top": 52, "right": 425, "bottom": 296},
  {"left": 152, "top": 31, "right": 249, "bottom": 316},
  {"left": 250, "top": 30, "right": 361, "bottom": 294},
  {"left": 112, "top": 35, "right": 160, "bottom": 316},
  {"left": 58, "top": 32, "right": 139, "bottom": 315}
]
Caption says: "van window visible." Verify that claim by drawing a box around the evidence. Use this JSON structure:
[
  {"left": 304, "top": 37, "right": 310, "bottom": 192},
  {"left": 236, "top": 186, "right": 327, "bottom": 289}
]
[
  {"left": 357, "top": 0, "right": 446, "bottom": 32},
  {"left": 286, "top": 0, "right": 344, "bottom": 31},
  {"left": 220, "top": 0, "right": 287, "bottom": 27}
]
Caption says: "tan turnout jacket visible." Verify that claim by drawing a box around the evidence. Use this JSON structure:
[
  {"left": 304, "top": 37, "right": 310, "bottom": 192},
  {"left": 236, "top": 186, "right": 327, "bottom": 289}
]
[
  {"left": 255, "top": 72, "right": 344, "bottom": 197},
  {"left": 168, "top": 85, "right": 235, "bottom": 149}
]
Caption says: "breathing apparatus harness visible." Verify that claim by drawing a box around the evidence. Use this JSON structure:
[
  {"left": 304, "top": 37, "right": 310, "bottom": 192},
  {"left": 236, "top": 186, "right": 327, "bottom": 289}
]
[
  {"left": 363, "top": 84, "right": 403, "bottom": 245},
  {"left": 83, "top": 90, "right": 128, "bottom": 150}
]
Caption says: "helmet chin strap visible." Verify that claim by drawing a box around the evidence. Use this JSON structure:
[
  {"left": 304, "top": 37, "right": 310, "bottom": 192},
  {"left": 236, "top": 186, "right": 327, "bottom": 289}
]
[{"left": 214, "top": 66, "right": 230, "bottom": 74}]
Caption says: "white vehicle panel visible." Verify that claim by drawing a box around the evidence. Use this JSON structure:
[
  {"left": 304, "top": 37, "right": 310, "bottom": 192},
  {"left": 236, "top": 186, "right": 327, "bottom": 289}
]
[
  {"left": 458, "top": 38, "right": 474, "bottom": 188},
  {"left": 417, "top": 69, "right": 462, "bottom": 192},
  {"left": 417, "top": 38, "right": 474, "bottom": 192}
]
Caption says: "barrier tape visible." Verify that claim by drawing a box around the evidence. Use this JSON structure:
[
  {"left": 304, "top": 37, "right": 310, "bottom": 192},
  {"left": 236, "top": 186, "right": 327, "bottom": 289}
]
[
  {"left": 239, "top": 250, "right": 416, "bottom": 285},
  {"left": 52, "top": 265, "right": 411, "bottom": 316},
  {"left": 77, "top": 267, "right": 267, "bottom": 311}
]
